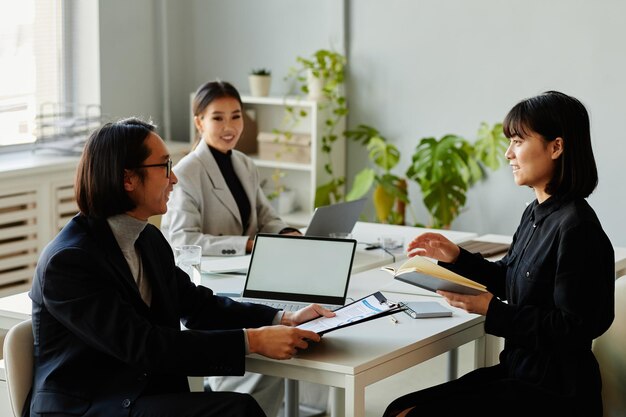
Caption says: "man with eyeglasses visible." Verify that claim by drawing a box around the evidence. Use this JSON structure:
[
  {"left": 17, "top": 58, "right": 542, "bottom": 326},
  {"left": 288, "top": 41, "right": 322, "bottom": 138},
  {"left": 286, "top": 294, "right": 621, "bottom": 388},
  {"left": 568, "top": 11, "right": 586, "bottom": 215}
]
[{"left": 26, "top": 117, "right": 334, "bottom": 417}]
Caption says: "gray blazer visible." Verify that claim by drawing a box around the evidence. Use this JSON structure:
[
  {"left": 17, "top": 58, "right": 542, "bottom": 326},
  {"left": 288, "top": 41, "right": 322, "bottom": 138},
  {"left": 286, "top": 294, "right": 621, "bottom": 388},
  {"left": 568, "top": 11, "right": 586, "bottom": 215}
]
[{"left": 162, "top": 142, "right": 288, "bottom": 256}]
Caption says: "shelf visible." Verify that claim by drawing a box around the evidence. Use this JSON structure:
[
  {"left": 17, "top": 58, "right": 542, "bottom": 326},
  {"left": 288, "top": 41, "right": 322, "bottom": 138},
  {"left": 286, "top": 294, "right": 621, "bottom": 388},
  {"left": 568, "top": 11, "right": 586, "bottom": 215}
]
[
  {"left": 240, "top": 95, "right": 317, "bottom": 107},
  {"left": 249, "top": 156, "right": 313, "bottom": 172}
]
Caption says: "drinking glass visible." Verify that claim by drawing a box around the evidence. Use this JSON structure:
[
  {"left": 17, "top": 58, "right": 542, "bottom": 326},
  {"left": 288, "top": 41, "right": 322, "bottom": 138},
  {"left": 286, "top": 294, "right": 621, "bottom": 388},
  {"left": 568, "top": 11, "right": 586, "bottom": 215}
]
[
  {"left": 175, "top": 245, "right": 202, "bottom": 285},
  {"left": 329, "top": 232, "right": 353, "bottom": 239}
]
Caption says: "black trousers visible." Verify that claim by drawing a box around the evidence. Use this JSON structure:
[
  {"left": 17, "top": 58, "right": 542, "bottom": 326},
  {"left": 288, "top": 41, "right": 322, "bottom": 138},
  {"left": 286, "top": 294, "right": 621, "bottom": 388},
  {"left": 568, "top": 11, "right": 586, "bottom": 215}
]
[
  {"left": 383, "top": 364, "right": 601, "bottom": 417},
  {"left": 130, "top": 391, "right": 266, "bottom": 417}
]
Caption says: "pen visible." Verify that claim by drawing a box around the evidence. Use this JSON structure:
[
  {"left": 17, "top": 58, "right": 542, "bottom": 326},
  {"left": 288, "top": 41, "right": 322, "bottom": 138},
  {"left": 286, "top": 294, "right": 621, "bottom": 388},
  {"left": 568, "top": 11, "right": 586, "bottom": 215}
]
[{"left": 388, "top": 315, "right": 398, "bottom": 324}]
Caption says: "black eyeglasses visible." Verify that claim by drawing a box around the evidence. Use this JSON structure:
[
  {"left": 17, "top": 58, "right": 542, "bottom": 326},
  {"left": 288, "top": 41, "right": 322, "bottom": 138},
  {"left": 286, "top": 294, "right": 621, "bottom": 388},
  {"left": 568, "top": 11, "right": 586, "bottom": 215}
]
[{"left": 135, "top": 159, "right": 172, "bottom": 178}]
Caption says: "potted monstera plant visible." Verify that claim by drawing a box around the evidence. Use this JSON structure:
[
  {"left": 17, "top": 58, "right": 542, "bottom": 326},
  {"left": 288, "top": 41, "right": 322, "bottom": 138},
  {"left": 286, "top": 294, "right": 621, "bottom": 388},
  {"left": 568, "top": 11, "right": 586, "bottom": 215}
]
[
  {"left": 344, "top": 124, "right": 410, "bottom": 225},
  {"left": 406, "top": 122, "right": 509, "bottom": 228}
]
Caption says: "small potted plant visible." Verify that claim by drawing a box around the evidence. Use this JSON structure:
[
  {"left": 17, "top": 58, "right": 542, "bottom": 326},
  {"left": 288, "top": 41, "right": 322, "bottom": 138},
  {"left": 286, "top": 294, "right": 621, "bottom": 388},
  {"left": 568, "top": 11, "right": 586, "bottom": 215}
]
[
  {"left": 284, "top": 49, "right": 348, "bottom": 206},
  {"left": 248, "top": 68, "right": 271, "bottom": 97}
]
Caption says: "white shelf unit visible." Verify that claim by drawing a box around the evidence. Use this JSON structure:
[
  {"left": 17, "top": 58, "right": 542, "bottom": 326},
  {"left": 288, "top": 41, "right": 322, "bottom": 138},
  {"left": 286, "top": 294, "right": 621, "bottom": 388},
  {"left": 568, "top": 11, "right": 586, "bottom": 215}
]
[{"left": 240, "top": 95, "right": 346, "bottom": 227}]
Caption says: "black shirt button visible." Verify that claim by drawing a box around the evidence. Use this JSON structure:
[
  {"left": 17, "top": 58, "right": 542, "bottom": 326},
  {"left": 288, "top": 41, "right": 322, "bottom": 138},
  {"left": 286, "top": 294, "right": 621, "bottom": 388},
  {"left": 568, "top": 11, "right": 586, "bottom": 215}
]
[
  {"left": 122, "top": 399, "right": 131, "bottom": 408},
  {"left": 222, "top": 249, "right": 227, "bottom": 254}
]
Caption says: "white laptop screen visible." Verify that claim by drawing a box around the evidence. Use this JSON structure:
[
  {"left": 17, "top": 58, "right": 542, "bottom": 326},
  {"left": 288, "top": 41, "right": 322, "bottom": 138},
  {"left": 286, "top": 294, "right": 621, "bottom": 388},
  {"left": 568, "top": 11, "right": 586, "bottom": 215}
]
[{"left": 242, "top": 233, "right": 356, "bottom": 306}]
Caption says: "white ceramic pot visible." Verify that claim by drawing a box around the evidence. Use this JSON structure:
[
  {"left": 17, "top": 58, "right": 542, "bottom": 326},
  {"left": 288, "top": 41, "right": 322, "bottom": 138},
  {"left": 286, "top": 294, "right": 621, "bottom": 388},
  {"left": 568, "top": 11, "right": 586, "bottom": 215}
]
[
  {"left": 306, "top": 69, "right": 325, "bottom": 101},
  {"left": 268, "top": 189, "right": 296, "bottom": 214},
  {"left": 248, "top": 75, "right": 271, "bottom": 97}
]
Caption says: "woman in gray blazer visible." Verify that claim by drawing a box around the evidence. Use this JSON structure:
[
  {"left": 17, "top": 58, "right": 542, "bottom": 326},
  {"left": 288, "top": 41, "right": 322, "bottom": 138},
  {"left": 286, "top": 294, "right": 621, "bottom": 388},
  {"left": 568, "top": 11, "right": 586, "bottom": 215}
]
[
  {"left": 162, "top": 81, "right": 301, "bottom": 417},
  {"left": 162, "top": 81, "right": 299, "bottom": 257}
]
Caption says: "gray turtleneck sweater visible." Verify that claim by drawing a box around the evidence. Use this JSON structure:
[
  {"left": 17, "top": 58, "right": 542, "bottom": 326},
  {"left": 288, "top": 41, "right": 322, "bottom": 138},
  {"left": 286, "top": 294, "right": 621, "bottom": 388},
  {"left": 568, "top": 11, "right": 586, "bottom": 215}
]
[{"left": 107, "top": 214, "right": 152, "bottom": 306}]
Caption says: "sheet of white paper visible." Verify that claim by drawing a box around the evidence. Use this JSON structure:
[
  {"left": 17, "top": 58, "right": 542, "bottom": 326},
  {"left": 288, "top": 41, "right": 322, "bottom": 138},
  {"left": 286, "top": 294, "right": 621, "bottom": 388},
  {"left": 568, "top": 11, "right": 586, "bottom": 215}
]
[
  {"left": 201, "top": 255, "right": 251, "bottom": 274},
  {"left": 297, "top": 293, "right": 393, "bottom": 334}
]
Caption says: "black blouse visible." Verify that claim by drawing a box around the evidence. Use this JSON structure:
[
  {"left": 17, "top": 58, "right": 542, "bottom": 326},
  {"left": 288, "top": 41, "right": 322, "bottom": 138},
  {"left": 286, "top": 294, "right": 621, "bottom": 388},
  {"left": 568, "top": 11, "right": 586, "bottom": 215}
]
[
  {"left": 441, "top": 195, "right": 615, "bottom": 399},
  {"left": 209, "top": 145, "right": 251, "bottom": 232}
]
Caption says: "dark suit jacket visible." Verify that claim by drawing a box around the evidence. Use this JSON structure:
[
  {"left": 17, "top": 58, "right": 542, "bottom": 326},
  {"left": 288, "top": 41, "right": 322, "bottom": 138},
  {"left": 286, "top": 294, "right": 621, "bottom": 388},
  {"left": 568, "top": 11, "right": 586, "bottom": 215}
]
[{"left": 28, "top": 214, "right": 278, "bottom": 417}]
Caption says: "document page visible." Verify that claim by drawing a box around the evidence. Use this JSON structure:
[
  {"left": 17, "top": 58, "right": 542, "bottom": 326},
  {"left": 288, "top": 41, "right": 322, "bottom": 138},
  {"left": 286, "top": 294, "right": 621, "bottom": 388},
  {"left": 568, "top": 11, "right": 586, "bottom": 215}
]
[
  {"left": 201, "top": 255, "right": 251, "bottom": 275},
  {"left": 297, "top": 292, "right": 400, "bottom": 335}
]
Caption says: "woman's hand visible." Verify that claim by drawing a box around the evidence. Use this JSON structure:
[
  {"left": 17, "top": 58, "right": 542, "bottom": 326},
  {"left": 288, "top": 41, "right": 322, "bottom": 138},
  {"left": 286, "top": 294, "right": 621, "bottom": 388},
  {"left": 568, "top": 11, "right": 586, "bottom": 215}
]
[
  {"left": 407, "top": 232, "right": 460, "bottom": 263},
  {"left": 437, "top": 290, "right": 493, "bottom": 316}
]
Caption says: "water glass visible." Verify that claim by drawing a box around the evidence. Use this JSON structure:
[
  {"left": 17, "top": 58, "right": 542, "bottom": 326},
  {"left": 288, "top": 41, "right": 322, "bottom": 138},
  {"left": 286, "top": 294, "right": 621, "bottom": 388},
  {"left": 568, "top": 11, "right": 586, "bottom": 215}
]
[
  {"left": 329, "top": 232, "right": 353, "bottom": 239},
  {"left": 378, "top": 235, "right": 405, "bottom": 251},
  {"left": 175, "top": 245, "right": 202, "bottom": 285}
]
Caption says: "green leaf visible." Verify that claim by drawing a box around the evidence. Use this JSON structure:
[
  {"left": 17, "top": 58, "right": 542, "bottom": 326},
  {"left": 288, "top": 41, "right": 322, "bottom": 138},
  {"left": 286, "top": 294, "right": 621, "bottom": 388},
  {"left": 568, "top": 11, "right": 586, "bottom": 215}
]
[
  {"left": 367, "top": 137, "right": 400, "bottom": 172},
  {"left": 345, "top": 168, "right": 376, "bottom": 201},
  {"left": 474, "top": 122, "right": 508, "bottom": 170}
]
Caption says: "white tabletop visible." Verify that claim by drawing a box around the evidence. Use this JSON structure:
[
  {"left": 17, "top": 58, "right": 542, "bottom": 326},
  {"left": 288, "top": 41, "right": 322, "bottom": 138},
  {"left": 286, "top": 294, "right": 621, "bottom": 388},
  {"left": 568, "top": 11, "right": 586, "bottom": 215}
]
[
  {"left": 199, "top": 222, "right": 477, "bottom": 279},
  {"left": 244, "top": 264, "right": 485, "bottom": 417}
]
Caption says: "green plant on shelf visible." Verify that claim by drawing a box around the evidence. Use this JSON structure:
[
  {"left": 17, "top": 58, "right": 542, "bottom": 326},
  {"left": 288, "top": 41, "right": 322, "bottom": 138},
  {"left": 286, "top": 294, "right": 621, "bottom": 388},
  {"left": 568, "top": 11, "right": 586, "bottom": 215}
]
[
  {"left": 250, "top": 68, "right": 271, "bottom": 76},
  {"left": 284, "top": 49, "right": 348, "bottom": 206}
]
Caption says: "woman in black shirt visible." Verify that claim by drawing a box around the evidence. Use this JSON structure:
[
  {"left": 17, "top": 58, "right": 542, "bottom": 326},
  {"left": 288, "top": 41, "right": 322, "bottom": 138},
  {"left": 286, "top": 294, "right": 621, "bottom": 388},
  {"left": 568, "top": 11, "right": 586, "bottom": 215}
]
[{"left": 384, "top": 91, "right": 614, "bottom": 417}]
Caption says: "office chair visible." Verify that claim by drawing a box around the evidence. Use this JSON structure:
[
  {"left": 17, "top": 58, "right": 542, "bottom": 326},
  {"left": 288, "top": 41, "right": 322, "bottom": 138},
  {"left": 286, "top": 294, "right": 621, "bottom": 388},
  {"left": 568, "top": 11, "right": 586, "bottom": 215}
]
[
  {"left": 3, "top": 319, "right": 33, "bottom": 417},
  {"left": 593, "top": 275, "right": 626, "bottom": 417}
]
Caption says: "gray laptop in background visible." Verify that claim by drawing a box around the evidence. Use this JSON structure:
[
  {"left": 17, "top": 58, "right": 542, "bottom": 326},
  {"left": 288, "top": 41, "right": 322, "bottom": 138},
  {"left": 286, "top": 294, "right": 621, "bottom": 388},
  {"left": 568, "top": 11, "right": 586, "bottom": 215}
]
[
  {"left": 239, "top": 233, "right": 357, "bottom": 311},
  {"left": 304, "top": 198, "right": 367, "bottom": 237}
]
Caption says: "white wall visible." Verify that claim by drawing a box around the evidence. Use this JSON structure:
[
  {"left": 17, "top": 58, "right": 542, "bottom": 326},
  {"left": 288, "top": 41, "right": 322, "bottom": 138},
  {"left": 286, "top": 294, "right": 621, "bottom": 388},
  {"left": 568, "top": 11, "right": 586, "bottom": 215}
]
[
  {"left": 96, "top": 0, "right": 626, "bottom": 246},
  {"left": 346, "top": 0, "right": 626, "bottom": 246},
  {"left": 98, "top": 0, "right": 163, "bottom": 126}
]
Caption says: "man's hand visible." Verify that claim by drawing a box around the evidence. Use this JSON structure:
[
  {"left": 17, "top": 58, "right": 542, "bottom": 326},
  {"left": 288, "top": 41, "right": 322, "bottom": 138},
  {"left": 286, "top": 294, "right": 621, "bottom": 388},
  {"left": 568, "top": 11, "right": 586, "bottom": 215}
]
[
  {"left": 281, "top": 304, "right": 336, "bottom": 326},
  {"left": 246, "top": 326, "right": 321, "bottom": 359}
]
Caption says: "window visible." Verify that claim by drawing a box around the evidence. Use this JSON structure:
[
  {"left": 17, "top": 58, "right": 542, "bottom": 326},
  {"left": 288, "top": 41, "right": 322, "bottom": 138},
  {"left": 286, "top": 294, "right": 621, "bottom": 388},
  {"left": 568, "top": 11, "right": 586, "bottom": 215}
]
[{"left": 0, "top": 0, "right": 65, "bottom": 148}]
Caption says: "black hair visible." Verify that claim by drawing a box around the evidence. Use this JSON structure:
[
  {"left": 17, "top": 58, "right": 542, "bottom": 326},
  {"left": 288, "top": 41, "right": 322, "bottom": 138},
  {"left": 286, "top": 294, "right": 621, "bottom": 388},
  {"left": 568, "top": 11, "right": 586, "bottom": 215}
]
[
  {"left": 75, "top": 117, "right": 156, "bottom": 218},
  {"left": 191, "top": 80, "right": 243, "bottom": 149},
  {"left": 502, "top": 90, "right": 598, "bottom": 199}
]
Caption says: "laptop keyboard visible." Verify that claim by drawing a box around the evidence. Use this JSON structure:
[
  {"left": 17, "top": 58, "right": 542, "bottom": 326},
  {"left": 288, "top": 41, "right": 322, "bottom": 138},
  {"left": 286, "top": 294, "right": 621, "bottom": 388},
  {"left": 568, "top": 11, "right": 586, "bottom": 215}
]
[
  {"left": 257, "top": 301, "right": 304, "bottom": 311},
  {"left": 245, "top": 299, "right": 336, "bottom": 311}
]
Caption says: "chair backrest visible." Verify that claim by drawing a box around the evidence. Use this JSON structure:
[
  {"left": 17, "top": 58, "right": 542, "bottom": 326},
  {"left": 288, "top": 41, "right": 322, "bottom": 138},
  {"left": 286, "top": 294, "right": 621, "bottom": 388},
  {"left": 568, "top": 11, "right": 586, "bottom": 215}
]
[
  {"left": 3, "top": 319, "right": 33, "bottom": 417},
  {"left": 593, "top": 276, "right": 626, "bottom": 417}
]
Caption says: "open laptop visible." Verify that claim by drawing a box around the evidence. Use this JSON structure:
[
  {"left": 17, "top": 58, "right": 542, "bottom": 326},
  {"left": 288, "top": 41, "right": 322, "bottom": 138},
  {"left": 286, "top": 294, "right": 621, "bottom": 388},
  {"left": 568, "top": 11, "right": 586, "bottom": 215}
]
[
  {"left": 304, "top": 198, "right": 367, "bottom": 237},
  {"left": 239, "top": 233, "right": 357, "bottom": 311}
]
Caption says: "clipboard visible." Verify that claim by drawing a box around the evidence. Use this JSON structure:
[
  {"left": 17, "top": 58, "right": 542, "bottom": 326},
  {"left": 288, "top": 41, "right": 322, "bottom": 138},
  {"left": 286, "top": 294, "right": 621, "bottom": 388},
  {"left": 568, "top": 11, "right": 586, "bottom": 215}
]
[{"left": 297, "top": 291, "right": 404, "bottom": 335}]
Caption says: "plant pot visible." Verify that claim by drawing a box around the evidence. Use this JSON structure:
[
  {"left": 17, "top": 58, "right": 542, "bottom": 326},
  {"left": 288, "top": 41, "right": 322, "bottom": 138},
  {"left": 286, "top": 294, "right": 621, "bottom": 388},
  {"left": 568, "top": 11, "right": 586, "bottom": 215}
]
[
  {"left": 306, "top": 69, "right": 325, "bottom": 101},
  {"left": 267, "top": 189, "right": 297, "bottom": 215},
  {"left": 249, "top": 75, "right": 271, "bottom": 97}
]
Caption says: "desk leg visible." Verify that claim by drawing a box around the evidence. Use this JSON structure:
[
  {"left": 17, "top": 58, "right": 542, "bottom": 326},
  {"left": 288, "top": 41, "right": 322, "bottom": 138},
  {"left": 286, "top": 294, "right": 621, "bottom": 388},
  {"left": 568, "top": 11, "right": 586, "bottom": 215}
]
[
  {"left": 344, "top": 376, "right": 365, "bottom": 417},
  {"left": 484, "top": 334, "right": 502, "bottom": 366},
  {"left": 474, "top": 335, "right": 486, "bottom": 368},
  {"left": 284, "top": 379, "right": 299, "bottom": 417},
  {"left": 188, "top": 376, "right": 204, "bottom": 392},
  {"left": 329, "top": 387, "right": 345, "bottom": 417},
  {"left": 447, "top": 348, "right": 458, "bottom": 381}
]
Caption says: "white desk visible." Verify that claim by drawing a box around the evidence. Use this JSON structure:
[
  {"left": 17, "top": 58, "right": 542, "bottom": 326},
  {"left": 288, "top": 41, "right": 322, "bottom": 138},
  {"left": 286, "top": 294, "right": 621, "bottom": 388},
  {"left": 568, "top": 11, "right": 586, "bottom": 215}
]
[
  {"left": 244, "top": 265, "right": 486, "bottom": 417},
  {"left": 200, "top": 222, "right": 477, "bottom": 279},
  {"left": 0, "top": 291, "right": 30, "bottom": 331}
]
